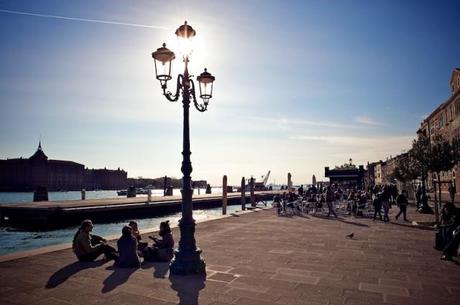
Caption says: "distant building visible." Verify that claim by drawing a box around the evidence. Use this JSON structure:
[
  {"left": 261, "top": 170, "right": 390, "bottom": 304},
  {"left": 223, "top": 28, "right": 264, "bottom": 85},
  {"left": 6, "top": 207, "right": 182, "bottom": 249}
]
[
  {"left": 0, "top": 142, "right": 127, "bottom": 191},
  {"left": 417, "top": 68, "right": 460, "bottom": 191},
  {"left": 364, "top": 161, "right": 378, "bottom": 189},
  {"left": 324, "top": 159, "right": 365, "bottom": 189},
  {"left": 84, "top": 168, "right": 127, "bottom": 190},
  {"left": 374, "top": 161, "right": 384, "bottom": 185}
]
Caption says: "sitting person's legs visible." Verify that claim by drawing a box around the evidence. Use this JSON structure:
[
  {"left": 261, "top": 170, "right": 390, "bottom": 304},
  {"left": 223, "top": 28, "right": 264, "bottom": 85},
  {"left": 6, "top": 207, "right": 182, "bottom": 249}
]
[{"left": 441, "top": 229, "right": 460, "bottom": 260}]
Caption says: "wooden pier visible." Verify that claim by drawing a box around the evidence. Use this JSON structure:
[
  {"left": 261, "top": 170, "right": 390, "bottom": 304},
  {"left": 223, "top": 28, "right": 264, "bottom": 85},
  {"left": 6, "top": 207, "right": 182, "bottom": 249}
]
[{"left": 0, "top": 191, "right": 278, "bottom": 229}]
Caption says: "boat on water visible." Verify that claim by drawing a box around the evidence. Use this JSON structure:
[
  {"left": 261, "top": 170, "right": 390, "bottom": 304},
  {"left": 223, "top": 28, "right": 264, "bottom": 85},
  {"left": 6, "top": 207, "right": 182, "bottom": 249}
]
[
  {"left": 117, "top": 190, "right": 128, "bottom": 196},
  {"left": 117, "top": 187, "right": 151, "bottom": 196}
]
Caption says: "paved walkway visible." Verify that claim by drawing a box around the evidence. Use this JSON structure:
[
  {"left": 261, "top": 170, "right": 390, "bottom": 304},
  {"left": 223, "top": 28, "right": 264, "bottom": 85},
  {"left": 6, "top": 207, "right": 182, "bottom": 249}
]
[{"left": 0, "top": 205, "right": 459, "bottom": 305}]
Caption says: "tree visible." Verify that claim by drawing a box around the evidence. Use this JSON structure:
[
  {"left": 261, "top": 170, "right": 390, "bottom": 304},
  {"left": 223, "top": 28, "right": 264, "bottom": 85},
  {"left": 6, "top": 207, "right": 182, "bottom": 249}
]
[
  {"left": 393, "top": 153, "right": 419, "bottom": 182},
  {"left": 428, "top": 136, "right": 456, "bottom": 223},
  {"left": 452, "top": 137, "right": 460, "bottom": 164},
  {"left": 392, "top": 153, "right": 420, "bottom": 200},
  {"left": 410, "top": 134, "right": 432, "bottom": 213}
]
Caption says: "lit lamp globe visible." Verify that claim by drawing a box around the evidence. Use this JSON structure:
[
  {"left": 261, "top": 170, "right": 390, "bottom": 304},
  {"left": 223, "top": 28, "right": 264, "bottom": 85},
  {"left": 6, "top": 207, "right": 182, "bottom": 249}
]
[
  {"left": 152, "top": 43, "right": 175, "bottom": 88},
  {"left": 175, "top": 21, "right": 196, "bottom": 59},
  {"left": 197, "top": 68, "right": 215, "bottom": 105}
]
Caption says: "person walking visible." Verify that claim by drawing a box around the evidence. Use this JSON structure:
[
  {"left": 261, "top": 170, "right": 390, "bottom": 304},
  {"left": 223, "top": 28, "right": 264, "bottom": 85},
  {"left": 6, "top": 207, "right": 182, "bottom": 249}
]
[
  {"left": 326, "top": 187, "right": 338, "bottom": 218},
  {"left": 395, "top": 190, "right": 409, "bottom": 221},
  {"left": 449, "top": 182, "right": 456, "bottom": 204},
  {"left": 381, "top": 187, "right": 391, "bottom": 223},
  {"left": 373, "top": 193, "right": 383, "bottom": 221}
]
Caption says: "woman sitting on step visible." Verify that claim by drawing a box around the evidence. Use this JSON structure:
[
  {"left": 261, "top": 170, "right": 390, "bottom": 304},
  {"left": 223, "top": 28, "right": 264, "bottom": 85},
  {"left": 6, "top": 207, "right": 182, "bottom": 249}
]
[
  {"left": 143, "top": 220, "right": 174, "bottom": 262},
  {"left": 117, "top": 226, "right": 141, "bottom": 268}
]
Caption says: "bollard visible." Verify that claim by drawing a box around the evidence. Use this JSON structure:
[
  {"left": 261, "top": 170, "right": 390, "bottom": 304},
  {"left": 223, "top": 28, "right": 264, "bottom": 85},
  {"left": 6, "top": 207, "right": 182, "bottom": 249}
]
[
  {"left": 288, "top": 172, "right": 292, "bottom": 193},
  {"left": 163, "top": 175, "right": 168, "bottom": 196},
  {"left": 147, "top": 188, "right": 152, "bottom": 202},
  {"left": 206, "top": 184, "right": 212, "bottom": 194},
  {"left": 81, "top": 189, "right": 86, "bottom": 200},
  {"left": 33, "top": 186, "right": 48, "bottom": 202},
  {"left": 250, "top": 177, "right": 256, "bottom": 207},
  {"left": 222, "top": 175, "right": 228, "bottom": 215},
  {"left": 127, "top": 185, "right": 136, "bottom": 198},
  {"left": 241, "top": 177, "right": 246, "bottom": 211}
]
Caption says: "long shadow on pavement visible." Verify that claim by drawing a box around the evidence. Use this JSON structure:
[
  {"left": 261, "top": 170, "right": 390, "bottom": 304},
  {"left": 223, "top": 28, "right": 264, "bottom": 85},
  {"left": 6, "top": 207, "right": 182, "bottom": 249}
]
[
  {"left": 141, "top": 261, "right": 170, "bottom": 278},
  {"left": 388, "top": 220, "right": 435, "bottom": 231},
  {"left": 316, "top": 215, "right": 370, "bottom": 228},
  {"left": 45, "top": 260, "right": 106, "bottom": 288},
  {"left": 101, "top": 265, "right": 138, "bottom": 293},
  {"left": 169, "top": 273, "right": 206, "bottom": 305}
]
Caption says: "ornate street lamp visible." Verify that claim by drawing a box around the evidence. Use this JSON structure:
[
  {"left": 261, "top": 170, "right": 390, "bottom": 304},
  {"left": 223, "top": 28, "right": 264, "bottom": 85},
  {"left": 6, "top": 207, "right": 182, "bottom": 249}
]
[{"left": 151, "top": 21, "right": 215, "bottom": 275}]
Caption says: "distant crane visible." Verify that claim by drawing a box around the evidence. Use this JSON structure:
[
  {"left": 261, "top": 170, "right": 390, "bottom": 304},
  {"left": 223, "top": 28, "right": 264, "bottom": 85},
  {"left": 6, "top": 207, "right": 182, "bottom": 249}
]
[
  {"left": 261, "top": 170, "right": 271, "bottom": 186},
  {"left": 253, "top": 170, "right": 271, "bottom": 191}
]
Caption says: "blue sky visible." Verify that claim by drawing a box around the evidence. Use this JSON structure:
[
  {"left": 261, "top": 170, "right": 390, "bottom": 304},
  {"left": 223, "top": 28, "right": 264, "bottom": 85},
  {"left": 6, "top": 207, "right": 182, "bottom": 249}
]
[{"left": 1, "top": 0, "right": 459, "bottom": 185}]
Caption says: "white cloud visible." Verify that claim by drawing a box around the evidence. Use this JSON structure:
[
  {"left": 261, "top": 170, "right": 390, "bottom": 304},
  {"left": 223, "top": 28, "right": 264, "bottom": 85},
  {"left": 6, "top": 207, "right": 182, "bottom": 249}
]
[
  {"left": 354, "top": 115, "right": 385, "bottom": 126},
  {"left": 289, "top": 134, "right": 413, "bottom": 146},
  {"left": 249, "top": 115, "right": 355, "bottom": 130},
  {"left": 289, "top": 134, "right": 414, "bottom": 159}
]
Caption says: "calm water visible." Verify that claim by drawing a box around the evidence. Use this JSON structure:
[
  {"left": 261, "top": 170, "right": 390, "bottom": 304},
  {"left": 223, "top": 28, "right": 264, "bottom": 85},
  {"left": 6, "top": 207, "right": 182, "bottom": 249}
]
[
  {"left": 0, "top": 191, "right": 271, "bottom": 256},
  {"left": 0, "top": 188, "right": 223, "bottom": 204}
]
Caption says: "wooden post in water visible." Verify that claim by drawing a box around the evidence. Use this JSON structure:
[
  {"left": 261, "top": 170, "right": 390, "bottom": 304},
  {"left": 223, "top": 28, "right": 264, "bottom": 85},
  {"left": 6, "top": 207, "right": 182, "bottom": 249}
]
[
  {"left": 222, "top": 175, "right": 228, "bottom": 215},
  {"left": 241, "top": 177, "right": 246, "bottom": 211},
  {"left": 250, "top": 177, "right": 256, "bottom": 207}
]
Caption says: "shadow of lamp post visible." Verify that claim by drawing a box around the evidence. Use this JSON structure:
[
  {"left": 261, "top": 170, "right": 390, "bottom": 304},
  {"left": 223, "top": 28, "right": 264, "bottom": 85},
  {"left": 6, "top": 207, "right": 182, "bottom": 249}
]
[{"left": 151, "top": 21, "right": 215, "bottom": 275}]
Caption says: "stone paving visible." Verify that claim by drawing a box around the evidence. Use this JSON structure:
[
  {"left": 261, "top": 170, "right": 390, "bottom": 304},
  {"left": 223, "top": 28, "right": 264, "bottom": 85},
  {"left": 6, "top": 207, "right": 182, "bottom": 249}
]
[{"left": 0, "top": 205, "right": 459, "bottom": 305}]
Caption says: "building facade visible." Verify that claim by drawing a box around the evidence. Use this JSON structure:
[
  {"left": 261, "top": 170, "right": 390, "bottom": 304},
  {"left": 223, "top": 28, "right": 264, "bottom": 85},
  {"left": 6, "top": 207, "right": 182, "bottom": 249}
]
[
  {"left": 0, "top": 143, "right": 127, "bottom": 191},
  {"left": 363, "top": 161, "right": 378, "bottom": 190},
  {"left": 417, "top": 68, "right": 460, "bottom": 191},
  {"left": 84, "top": 168, "right": 127, "bottom": 190}
]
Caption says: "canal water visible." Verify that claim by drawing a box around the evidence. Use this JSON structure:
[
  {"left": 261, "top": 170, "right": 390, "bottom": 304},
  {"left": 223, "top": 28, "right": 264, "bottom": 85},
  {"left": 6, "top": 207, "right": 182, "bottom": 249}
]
[
  {"left": 0, "top": 192, "right": 272, "bottom": 256},
  {"left": 0, "top": 188, "right": 223, "bottom": 204}
]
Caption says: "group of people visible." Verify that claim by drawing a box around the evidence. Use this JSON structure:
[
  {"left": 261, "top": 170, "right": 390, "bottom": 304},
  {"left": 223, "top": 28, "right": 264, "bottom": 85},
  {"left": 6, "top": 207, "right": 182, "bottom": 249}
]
[
  {"left": 72, "top": 219, "right": 174, "bottom": 267},
  {"left": 274, "top": 183, "right": 410, "bottom": 222},
  {"left": 370, "top": 184, "right": 409, "bottom": 222}
]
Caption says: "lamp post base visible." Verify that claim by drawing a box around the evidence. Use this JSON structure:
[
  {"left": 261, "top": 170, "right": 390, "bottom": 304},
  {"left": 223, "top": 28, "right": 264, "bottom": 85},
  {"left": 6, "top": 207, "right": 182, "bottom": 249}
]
[{"left": 169, "top": 248, "right": 206, "bottom": 275}]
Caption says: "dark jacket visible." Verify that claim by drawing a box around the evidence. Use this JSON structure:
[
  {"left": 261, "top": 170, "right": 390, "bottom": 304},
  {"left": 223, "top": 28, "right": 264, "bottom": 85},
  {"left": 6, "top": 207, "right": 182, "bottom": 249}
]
[
  {"left": 155, "top": 232, "right": 174, "bottom": 261},
  {"left": 396, "top": 194, "right": 408, "bottom": 206},
  {"left": 117, "top": 235, "right": 140, "bottom": 268}
]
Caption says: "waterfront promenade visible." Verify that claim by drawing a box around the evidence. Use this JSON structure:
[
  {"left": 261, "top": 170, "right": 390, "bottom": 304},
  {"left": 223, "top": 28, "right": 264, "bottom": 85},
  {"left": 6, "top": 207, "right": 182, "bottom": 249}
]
[{"left": 0, "top": 205, "right": 458, "bottom": 305}]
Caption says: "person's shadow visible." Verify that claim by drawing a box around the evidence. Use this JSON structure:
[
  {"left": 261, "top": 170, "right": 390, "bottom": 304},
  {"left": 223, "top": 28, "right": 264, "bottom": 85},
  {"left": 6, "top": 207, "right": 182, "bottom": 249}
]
[
  {"left": 46, "top": 260, "right": 106, "bottom": 288},
  {"left": 140, "top": 261, "right": 170, "bottom": 278},
  {"left": 101, "top": 266, "right": 138, "bottom": 293},
  {"left": 169, "top": 273, "right": 206, "bottom": 305}
]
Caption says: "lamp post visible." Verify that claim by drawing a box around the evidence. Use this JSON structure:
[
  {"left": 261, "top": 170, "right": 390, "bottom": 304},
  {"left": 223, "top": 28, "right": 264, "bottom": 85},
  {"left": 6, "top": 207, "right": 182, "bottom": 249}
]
[{"left": 151, "top": 21, "right": 215, "bottom": 275}]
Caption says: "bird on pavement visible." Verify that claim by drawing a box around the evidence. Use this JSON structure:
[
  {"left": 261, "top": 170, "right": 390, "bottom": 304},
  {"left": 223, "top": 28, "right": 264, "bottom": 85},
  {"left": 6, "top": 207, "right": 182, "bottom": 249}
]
[{"left": 346, "top": 233, "right": 354, "bottom": 239}]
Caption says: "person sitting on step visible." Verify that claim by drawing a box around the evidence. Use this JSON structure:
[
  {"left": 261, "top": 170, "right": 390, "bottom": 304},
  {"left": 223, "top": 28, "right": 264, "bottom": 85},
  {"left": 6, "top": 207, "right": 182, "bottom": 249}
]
[
  {"left": 117, "top": 225, "right": 141, "bottom": 268},
  {"left": 72, "top": 219, "right": 118, "bottom": 262},
  {"left": 143, "top": 220, "right": 174, "bottom": 262}
]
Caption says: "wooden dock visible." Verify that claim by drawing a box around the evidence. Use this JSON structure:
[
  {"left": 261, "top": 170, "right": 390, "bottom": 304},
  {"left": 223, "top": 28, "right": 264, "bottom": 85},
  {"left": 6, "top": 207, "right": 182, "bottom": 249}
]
[{"left": 0, "top": 191, "right": 278, "bottom": 229}]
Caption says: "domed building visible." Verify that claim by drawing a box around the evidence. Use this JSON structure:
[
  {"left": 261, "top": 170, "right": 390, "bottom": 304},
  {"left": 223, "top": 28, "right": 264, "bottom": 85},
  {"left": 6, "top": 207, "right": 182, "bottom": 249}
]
[{"left": 0, "top": 142, "right": 127, "bottom": 191}]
